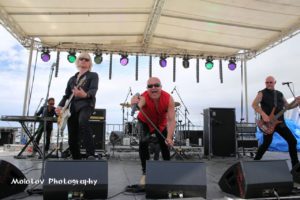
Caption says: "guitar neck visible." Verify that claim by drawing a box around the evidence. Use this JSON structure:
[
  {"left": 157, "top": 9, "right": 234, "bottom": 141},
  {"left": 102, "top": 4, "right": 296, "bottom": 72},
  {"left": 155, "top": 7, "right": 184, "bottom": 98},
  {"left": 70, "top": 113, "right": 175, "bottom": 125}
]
[
  {"left": 274, "top": 99, "right": 296, "bottom": 120},
  {"left": 62, "top": 93, "right": 74, "bottom": 111}
]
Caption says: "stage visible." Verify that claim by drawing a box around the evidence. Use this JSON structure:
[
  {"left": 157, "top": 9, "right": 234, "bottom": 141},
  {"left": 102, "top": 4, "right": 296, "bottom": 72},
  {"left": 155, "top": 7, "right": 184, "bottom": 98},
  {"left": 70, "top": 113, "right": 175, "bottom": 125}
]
[{"left": 1, "top": 146, "right": 300, "bottom": 200}]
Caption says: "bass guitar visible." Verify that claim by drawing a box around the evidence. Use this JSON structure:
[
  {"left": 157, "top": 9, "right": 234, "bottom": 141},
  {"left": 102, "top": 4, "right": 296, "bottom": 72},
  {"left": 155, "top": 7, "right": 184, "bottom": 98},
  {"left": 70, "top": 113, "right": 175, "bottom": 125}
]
[
  {"left": 57, "top": 76, "right": 87, "bottom": 131},
  {"left": 257, "top": 99, "right": 296, "bottom": 135}
]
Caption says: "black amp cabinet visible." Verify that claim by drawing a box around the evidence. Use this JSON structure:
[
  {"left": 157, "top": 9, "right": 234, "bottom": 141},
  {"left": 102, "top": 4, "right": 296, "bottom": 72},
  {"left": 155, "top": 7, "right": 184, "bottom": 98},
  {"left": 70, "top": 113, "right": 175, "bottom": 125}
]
[
  {"left": 81, "top": 109, "right": 106, "bottom": 151},
  {"left": 203, "top": 108, "right": 236, "bottom": 157}
]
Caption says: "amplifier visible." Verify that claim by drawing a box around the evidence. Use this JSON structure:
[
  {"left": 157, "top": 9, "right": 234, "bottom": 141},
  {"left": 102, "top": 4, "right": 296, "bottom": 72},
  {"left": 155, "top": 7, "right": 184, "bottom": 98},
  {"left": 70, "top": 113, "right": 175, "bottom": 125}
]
[{"left": 90, "top": 109, "right": 106, "bottom": 121}]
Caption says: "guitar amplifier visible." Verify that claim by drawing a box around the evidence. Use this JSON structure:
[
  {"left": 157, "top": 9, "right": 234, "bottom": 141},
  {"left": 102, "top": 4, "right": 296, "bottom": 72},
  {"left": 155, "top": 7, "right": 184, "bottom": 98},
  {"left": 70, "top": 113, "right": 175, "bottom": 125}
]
[
  {"left": 81, "top": 109, "right": 106, "bottom": 151},
  {"left": 90, "top": 109, "right": 106, "bottom": 122}
]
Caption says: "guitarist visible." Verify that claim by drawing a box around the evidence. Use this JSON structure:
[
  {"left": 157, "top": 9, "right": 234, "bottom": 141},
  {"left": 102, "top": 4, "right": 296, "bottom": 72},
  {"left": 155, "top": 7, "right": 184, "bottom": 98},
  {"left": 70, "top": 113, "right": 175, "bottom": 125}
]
[
  {"left": 56, "top": 52, "right": 99, "bottom": 160},
  {"left": 252, "top": 76, "right": 300, "bottom": 167}
]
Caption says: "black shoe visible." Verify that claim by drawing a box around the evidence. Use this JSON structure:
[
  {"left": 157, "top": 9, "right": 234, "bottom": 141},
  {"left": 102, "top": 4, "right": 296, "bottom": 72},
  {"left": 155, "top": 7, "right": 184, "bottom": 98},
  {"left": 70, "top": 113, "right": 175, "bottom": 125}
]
[{"left": 87, "top": 155, "right": 98, "bottom": 160}]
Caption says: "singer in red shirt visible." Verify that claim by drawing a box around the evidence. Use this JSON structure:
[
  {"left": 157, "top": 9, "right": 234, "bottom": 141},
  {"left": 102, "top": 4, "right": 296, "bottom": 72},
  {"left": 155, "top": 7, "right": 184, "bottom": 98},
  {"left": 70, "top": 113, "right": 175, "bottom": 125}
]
[{"left": 131, "top": 77, "right": 176, "bottom": 174}]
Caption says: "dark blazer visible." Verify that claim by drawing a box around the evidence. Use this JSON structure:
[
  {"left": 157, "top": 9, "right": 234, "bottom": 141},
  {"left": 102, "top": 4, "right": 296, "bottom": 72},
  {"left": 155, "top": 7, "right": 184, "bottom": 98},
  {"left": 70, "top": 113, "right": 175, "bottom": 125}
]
[{"left": 58, "top": 71, "right": 99, "bottom": 112}]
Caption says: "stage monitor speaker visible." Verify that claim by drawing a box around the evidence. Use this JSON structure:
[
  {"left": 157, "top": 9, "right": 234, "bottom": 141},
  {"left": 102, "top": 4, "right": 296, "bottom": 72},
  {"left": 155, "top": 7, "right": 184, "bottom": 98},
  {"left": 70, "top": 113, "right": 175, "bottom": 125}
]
[
  {"left": 43, "top": 160, "right": 108, "bottom": 200},
  {"left": 219, "top": 160, "right": 293, "bottom": 199},
  {"left": 146, "top": 161, "right": 206, "bottom": 199},
  {"left": 0, "top": 159, "right": 28, "bottom": 199},
  {"left": 203, "top": 107, "right": 236, "bottom": 156}
]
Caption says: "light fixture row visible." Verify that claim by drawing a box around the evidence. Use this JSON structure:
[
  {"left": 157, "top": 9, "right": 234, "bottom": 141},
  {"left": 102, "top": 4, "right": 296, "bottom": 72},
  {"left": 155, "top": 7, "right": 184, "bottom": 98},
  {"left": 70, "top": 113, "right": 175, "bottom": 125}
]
[{"left": 40, "top": 49, "right": 237, "bottom": 70}]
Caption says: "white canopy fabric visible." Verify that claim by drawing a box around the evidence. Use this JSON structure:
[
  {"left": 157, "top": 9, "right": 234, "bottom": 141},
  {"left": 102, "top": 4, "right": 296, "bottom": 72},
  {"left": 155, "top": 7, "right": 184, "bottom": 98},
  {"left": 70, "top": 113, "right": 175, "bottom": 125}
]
[{"left": 1, "top": 0, "right": 300, "bottom": 59}]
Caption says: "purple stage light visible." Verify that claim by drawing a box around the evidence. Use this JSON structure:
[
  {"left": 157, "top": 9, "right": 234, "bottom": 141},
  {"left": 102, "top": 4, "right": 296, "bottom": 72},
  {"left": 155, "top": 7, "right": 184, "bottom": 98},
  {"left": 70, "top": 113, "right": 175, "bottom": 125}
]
[
  {"left": 159, "top": 59, "right": 167, "bottom": 67},
  {"left": 120, "top": 55, "right": 129, "bottom": 66},
  {"left": 41, "top": 52, "right": 50, "bottom": 62},
  {"left": 228, "top": 62, "right": 236, "bottom": 70}
]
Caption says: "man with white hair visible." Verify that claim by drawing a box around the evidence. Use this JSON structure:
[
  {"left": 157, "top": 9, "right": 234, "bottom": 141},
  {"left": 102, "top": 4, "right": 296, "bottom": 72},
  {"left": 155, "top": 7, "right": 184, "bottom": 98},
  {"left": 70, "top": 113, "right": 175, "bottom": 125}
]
[{"left": 56, "top": 52, "right": 99, "bottom": 160}]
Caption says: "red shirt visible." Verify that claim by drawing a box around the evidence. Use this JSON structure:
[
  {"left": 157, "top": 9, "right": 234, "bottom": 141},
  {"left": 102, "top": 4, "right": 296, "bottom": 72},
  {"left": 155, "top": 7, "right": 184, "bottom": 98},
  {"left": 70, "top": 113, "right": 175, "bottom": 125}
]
[{"left": 137, "top": 90, "right": 170, "bottom": 133}]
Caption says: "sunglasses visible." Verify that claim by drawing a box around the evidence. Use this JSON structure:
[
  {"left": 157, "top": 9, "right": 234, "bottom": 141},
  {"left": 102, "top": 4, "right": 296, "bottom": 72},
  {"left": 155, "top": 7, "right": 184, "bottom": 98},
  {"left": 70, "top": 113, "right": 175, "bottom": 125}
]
[
  {"left": 79, "top": 57, "right": 90, "bottom": 62},
  {"left": 265, "top": 81, "right": 274, "bottom": 84},
  {"left": 147, "top": 83, "right": 161, "bottom": 88}
]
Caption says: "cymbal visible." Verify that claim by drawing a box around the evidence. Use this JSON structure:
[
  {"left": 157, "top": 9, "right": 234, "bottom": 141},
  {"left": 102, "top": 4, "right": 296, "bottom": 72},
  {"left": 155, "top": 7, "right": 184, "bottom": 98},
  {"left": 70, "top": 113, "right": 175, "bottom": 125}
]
[
  {"left": 175, "top": 102, "right": 180, "bottom": 107},
  {"left": 120, "top": 102, "right": 131, "bottom": 107}
]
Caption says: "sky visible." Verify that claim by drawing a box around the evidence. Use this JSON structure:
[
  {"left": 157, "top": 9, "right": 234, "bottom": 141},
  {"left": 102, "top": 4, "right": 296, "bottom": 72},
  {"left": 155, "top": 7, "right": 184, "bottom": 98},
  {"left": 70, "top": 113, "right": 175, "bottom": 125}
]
[{"left": 1, "top": 25, "right": 300, "bottom": 129}]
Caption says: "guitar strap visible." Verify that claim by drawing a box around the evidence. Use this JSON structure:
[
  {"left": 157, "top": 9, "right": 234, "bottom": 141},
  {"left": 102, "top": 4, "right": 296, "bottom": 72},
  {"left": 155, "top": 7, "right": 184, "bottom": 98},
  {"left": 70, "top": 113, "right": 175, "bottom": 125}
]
[{"left": 274, "top": 90, "right": 278, "bottom": 107}]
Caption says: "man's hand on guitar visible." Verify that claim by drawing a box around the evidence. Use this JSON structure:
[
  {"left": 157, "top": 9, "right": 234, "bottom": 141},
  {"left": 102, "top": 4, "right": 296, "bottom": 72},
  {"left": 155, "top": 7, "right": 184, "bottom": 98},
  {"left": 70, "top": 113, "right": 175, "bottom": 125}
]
[
  {"left": 73, "top": 87, "right": 88, "bottom": 98},
  {"left": 55, "top": 107, "right": 62, "bottom": 115},
  {"left": 261, "top": 113, "right": 270, "bottom": 122}
]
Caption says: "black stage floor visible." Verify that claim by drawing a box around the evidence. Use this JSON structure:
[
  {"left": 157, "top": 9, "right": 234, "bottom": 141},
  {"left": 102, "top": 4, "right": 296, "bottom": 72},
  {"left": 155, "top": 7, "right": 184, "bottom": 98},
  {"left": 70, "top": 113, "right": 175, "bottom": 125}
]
[{"left": 1, "top": 147, "right": 300, "bottom": 200}]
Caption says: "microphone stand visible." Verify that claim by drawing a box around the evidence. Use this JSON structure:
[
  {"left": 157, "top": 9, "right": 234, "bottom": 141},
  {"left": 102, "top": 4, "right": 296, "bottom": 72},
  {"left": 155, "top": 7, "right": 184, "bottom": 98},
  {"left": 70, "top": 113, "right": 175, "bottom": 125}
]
[
  {"left": 122, "top": 87, "right": 132, "bottom": 135},
  {"left": 172, "top": 87, "right": 190, "bottom": 141},
  {"left": 41, "top": 63, "right": 55, "bottom": 177},
  {"left": 27, "top": 63, "right": 54, "bottom": 195},
  {"left": 32, "top": 98, "right": 44, "bottom": 147},
  {"left": 284, "top": 83, "right": 300, "bottom": 116}
]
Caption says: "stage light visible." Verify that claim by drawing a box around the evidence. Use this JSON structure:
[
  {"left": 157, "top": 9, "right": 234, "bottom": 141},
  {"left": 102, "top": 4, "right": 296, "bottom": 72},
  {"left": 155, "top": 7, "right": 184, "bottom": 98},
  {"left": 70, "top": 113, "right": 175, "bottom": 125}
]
[
  {"left": 120, "top": 54, "right": 129, "bottom": 66},
  {"left": 41, "top": 48, "right": 50, "bottom": 62},
  {"left": 94, "top": 51, "right": 103, "bottom": 64},
  {"left": 205, "top": 56, "right": 214, "bottom": 70},
  {"left": 67, "top": 50, "right": 76, "bottom": 63},
  {"left": 159, "top": 55, "right": 167, "bottom": 67},
  {"left": 182, "top": 56, "right": 189, "bottom": 68},
  {"left": 228, "top": 57, "right": 236, "bottom": 71}
]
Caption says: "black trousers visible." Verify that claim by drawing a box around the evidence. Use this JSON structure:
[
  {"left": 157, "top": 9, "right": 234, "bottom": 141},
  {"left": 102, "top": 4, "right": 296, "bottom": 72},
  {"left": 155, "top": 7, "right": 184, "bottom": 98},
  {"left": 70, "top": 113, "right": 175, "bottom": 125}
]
[
  {"left": 67, "top": 106, "right": 95, "bottom": 159},
  {"left": 254, "top": 122, "right": 299, "bottom": 167},
  {"left": 137, "top": 121, "right": 170, "bottom": 174},
  {"left": 33, "top": 123, "right": 52, "bottom": 152}
]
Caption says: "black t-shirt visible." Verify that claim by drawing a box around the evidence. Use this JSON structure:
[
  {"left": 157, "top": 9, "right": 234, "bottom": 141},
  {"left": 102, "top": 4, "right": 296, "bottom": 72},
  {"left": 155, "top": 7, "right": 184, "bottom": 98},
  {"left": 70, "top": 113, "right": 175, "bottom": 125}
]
[{"left": 260, "top": 88, "right": 285, "bottom": 120}]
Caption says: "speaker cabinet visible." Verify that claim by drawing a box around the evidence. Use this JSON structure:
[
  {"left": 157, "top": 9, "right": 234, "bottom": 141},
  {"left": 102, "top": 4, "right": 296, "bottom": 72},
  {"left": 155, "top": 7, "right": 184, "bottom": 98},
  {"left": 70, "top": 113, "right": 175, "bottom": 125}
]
[
  {"left": 81, "top": 109, "right": 106, "bottom": 151},
  {"left": 146, "top": 161, "right": 206, "bottom": 199},
  {"left": 0, "top": 160, "right": 28, "bottom": 199},
  {"left": 219, "top": 160, "right": 293, "bottom": 199},
  {"left": 203, "top": 107, "right": 236, "bottom": 156},
  {"left": 43, "top": 160, "right": 108, "bottom": 200},
  {"left": 89, "top": 121, "right": 106, "bottom": 150}
]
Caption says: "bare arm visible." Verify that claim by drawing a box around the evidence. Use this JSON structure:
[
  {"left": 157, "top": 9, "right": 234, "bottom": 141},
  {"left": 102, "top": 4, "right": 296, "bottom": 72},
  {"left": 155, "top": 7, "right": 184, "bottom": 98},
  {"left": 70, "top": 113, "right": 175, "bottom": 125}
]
[
  {"left": 252, "top": 92, "right": 270, "bottom": 122},
  {"left": 283, "top": 96, "right": 300, "bottom": 110},
  {"left": 166, "top": 96, "right": 176, "bottom": 146}
]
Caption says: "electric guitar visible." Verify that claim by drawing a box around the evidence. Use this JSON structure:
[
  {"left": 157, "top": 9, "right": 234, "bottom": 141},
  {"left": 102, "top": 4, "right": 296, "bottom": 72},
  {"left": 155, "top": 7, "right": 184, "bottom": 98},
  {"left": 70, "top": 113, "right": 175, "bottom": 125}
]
[
  {"left": 256, "top": 99, "right": 296, "bottom": 135},
  {"left": 57, "top": 76, "right": 87, "bottom": 131}
]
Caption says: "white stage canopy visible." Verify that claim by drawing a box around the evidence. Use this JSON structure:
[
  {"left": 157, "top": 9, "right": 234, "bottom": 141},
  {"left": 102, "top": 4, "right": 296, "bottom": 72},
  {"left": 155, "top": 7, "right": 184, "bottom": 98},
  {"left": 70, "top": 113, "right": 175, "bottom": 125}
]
[{"left": 1, "top": 0, "right": 300, "bottom": 59}]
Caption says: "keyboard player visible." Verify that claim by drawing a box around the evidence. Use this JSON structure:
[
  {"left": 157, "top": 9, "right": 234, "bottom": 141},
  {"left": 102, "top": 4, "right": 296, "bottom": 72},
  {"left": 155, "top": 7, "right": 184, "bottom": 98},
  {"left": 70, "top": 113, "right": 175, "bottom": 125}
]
[{"left": 29, "top": 98, "right": 57, "bottom": 157}]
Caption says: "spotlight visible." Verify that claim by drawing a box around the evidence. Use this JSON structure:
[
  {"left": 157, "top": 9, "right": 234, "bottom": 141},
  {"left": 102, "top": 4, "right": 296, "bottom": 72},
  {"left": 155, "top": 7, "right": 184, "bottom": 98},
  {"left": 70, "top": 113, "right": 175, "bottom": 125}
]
[
  {"left": 159, "top": 55, "right": 167, "bottom": 67},
  {"left": 67, "top": 50, "right": 76, "bottom": 63},
  {"left": 120, "top": 54, "right": 129, "bottom": 66},
  {"left": 228, "top": 57, "right": 236, "bottom": 71},
  {"left": 182, "top": 56, "right": 189, "bottom": 68},
  {"left": 94, "top": 51, "right": 103, "bottom": 64},
  {"left": 205, "top": 56, "right": 214, "bottom": 70},
  {"left": 41, "top": 48, "right": 50, "bottom": 62}
]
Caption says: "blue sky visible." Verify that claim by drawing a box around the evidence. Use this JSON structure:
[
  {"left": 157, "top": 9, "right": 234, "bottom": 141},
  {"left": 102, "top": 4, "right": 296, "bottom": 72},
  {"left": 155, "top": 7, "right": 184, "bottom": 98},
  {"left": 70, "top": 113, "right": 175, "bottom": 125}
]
[{"left": 1, "top": 25, "right": 300, "bottom": 128}]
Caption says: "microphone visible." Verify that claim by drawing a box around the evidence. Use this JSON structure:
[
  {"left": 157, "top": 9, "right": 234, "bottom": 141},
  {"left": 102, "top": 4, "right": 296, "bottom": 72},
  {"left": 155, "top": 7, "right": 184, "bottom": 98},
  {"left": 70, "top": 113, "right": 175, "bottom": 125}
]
[
  {"left": 282, "top": 82, "right": 292, "bottom": 85},
  {"left": 131, "top": 93, "right": 140, "bottom": 116},
  {"left": 55, "top": 50, "right": 60, "bottom": 77},
  {"left": 129, "top": 87, "right": 133, "bottom": 95},
  {"left": 171, "top": 86, "right": 176, "bottom": 94}
]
